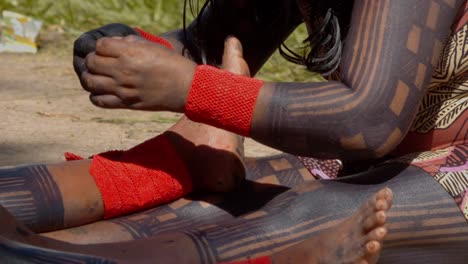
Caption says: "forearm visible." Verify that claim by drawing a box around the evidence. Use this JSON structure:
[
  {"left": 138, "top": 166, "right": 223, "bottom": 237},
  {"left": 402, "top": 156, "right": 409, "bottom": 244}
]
[{"left": 251, "top": 81, "right": 408, "bottom": 160}]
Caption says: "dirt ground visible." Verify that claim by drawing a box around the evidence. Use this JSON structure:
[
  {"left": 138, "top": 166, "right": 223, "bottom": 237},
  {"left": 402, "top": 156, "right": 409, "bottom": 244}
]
[{"left": 0, "top": 33, "right": 280, "bottom": 167}]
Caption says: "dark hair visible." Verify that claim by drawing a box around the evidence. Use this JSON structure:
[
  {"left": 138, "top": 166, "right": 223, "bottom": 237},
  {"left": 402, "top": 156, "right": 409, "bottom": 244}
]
[{"left": 183, "top": 0, "right": 354, "bottom": 76}]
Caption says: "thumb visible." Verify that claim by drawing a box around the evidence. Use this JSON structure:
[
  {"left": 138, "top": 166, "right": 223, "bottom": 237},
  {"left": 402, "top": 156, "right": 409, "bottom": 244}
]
[{"left": 221, "top": 36, "right": 250, "bottom": 77}]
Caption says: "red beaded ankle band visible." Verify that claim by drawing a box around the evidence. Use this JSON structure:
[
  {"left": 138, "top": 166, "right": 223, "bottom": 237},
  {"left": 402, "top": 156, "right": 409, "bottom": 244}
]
[
  {"left": 89, "top": 134, "right": 191, "bottom": 219},
  {"left": 218, "top": 256, "right": 272, "bottom": 264}
]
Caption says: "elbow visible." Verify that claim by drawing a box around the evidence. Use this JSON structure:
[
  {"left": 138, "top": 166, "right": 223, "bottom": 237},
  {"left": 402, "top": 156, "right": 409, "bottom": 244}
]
[
  {"left": 337, "top": 107, "right": 407, "bottom": 160},
  {"left": 371, "top": 129, "right": 405, "bottom": 158},
  {"left": 360, "top": 121, "right": 406, "bottom": 159},
  {"left": 286, "top": 124, "right": 404, "bottom": 161}
]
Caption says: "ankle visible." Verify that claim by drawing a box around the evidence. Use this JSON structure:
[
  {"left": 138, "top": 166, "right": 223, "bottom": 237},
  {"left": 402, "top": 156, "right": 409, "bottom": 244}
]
[{"left": 90, "top": 134, "right": 192, "bottom": 219}]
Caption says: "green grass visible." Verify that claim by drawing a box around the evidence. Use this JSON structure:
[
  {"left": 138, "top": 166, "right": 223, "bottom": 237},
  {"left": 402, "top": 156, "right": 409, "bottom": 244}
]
[
  {"left": 0, "top": 0, "right": 183, "bottom": 34},
  {"left": 0, "top": 0, "right": 323, "bottom": 82}
]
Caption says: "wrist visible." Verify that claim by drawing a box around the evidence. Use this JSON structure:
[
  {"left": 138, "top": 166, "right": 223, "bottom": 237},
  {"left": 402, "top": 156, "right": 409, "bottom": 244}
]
[
  {"left": 184, "top": 65, "right": 264, "bottom": 136},
  {"left": 175, "top": 60, "right": 197, "bottom": 113}
]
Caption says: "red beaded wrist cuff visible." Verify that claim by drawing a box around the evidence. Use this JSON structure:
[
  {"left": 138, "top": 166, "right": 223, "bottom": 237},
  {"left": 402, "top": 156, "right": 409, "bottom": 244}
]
[
  {"left": 134, "top": 28, "right": 174, "bottom": 50},
  {"left": 185, "top": 65, "right": 264, "bottom": 137}
]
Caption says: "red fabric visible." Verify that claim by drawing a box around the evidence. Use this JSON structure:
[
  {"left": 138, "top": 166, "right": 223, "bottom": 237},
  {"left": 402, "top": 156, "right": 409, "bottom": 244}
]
[
  {"left": 218, "top": 256, "right": 272, "bottom": 264},
  {"left": 185, "top": 65, "right": 264, "bottom": 137},
  {"left": 64, "top": 152, "right": 84, "bottom": 161},
  {"left": 90, "top": 134, "right": 192, "bottom": 219},
  {"left": 134, "top": 28, "right": 174, "bottom": 50}
]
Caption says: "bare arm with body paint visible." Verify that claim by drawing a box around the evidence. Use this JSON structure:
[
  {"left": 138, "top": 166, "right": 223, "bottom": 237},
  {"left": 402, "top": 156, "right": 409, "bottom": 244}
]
[{"left": 250, "top": 0, "right": 463, "bottom": 160}]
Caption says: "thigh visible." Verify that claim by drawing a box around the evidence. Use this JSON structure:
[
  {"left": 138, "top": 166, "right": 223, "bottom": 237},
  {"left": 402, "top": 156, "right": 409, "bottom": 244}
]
[{"left": 377, "top": 144, "right": 468, "bottom": 263}]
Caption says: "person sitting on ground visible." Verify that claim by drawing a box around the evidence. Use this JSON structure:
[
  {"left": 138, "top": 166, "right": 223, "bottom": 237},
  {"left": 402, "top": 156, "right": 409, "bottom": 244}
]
[{"left": 0, "top": 0, "right": 467, "bottom": 263}]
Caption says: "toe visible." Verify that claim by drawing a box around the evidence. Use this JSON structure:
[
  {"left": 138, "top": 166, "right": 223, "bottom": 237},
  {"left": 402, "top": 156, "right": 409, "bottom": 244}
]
[
  {"left": 375, "top": 199, "right": 390, "bottom": 211},
  {"left": 359, "top": 194, "right": 377, "bottom": 220},
  {"left": 363, "top": 241, "right": 382, "bottom": 264},
  {"left": 366, "top": 241, "right": 381, "bottom": 255},
  {"left": 376, "top": 188, "right": 393, "bottom": 209},
  {"left": 367, "top": 227, "right": 387, "bottom": 241},
  {"left": 363, "top": 211, "right": 387, "bottom": 231}
]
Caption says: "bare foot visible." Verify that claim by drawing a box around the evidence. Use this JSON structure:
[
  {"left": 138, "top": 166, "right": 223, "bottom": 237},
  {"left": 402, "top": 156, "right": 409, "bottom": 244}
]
[
  {"left": 165, "top": 116, "right": 245, "bottom": 193},
  {"left": 165, "top": 37, "right": 251, "bottom": 193},
  {"left": 272, "top": 187, "right": 393, "bottom": 264}
]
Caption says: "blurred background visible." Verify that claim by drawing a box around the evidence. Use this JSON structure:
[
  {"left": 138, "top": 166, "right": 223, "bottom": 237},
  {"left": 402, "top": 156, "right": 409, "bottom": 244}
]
[{"left": 0, "top": 0, "right": 322, "bottom": 81}]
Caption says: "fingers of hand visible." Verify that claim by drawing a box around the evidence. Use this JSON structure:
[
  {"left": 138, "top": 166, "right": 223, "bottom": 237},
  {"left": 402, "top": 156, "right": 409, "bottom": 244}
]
[
  {"left": 81, "top": 71, "right": 119, "bottom": 94},
  {"left": 73, "top": 32, "right": 98, "bottom": 58},
  {"left": 85, "top": 52, "right": 117, "bottom": 77},
  {"left": 89, "top": 94, "right": 127, "bottom": 109},
  {"left": 95, "top": 35, "right": 143, "bottom": 57},
  {"left": 74, "top": 23, "right": 138, "bottom": 58},
  {"left": 83, "top": 71, "right": 139, "bottom": 106},
  {"left": 123, "top": 34, "right": 143, "bottom": 43},
  {"left": 73, "top": 30, "right": 110, "bottom": 77},
  {"left": 90, "top": 90, "right": 139, "bottom": 109},
  {"left": 73, "top": 55, "right": 87, "bottom": 77}
]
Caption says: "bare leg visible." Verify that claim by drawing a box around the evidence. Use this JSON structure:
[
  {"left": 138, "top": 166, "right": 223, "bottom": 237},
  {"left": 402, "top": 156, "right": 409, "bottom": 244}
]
[
  {"left": 41, "top": 154, "right": 310, "bottom": 243},
  {"left": 0, "top": 187, "right": 391, "bottom": 264},
  {"left": 0, "top": 115, "right": 248, "bottom": 231},
  {"left": 271, "top": 188, "right": 392, "bottom": 264},
  {"left": 39, "top": 158, "right": 468, "bottom": 263}
]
